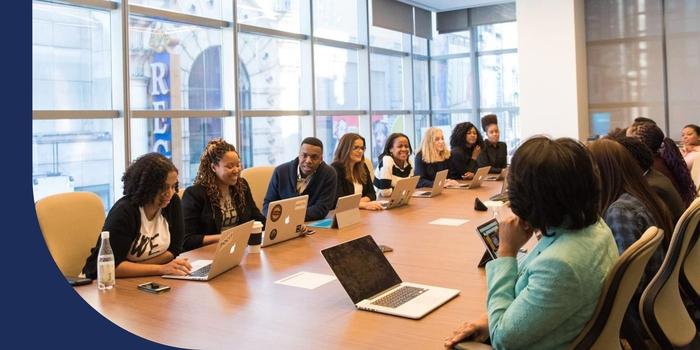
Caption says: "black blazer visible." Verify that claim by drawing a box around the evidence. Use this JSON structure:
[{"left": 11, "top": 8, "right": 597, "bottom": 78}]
[
  {"left": 448, "top": 146, "right": 479, "bottom": 179},
  {"left": 181, "top": 179, "right": 266, "bottom": 252},
  {"left": 332, "top": 161, "right": 376, "bottom": 204},
  {"left": 477, "top": 141, "right": 508, "bottom": 173},
  {"left": 82, "top": 195, "right": 184, "bottom": 279}
]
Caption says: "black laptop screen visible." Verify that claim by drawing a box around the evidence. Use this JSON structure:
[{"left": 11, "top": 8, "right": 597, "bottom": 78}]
[{"left": 321, "top": 235, "right": 402, "bottom": 304}]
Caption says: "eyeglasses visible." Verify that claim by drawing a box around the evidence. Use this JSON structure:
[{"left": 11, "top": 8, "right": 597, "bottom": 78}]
[{"left": 352, "top": 145, "right": 366, "bottom": 152}]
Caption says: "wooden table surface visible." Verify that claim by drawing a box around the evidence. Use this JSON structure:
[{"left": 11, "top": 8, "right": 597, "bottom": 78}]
[{"left": 75, "top": 181, "right": 507, "bottom": 349}]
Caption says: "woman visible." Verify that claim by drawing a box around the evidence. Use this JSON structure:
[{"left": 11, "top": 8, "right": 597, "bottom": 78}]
[
  {"left": 445, "top": 137, "right": 618, "bottom": 350},
  {"left": 449, "top": 122, "right": 483, "bottom": 180},
  {"left": 415, "top": 127, "right": 460, "bottom": 188},
  {"left": 477, "top": 114, "right": 508, "bottom": 174},
  {"left": 182, "top": 138, "right": 265, "bottom": 252},
  {"left": 374, "top": 133, "right": 414, "bottom": 197},
  {"left": 332, "top": 133, "right": 383, "bottom": 210},
  {"left": 82, "top": 153, "right": 191, "bottom": 279},
  {"left": 631, "top": 122, "right": 696, "bottom": 206},
  {"left": 681, "top": 124, "right": 700, "bottom": 170},
  {"left": 589, "top": 138, "right": 673, "bottom": 348}
]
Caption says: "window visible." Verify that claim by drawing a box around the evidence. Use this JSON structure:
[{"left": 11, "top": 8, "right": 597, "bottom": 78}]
[
  {"left": 237, "top": 0, "right": 308, "bottom": 34},
  {"left": 431, "top": 58, "right": 472, "bottom": 110},
  {"left": 131, "top": 0, "right": 225, "bottom": 20},
  {"left": 316, "top": 115, "right": 361, "bottom": 162},
  {"left": 314, "top": 45, "right": 360, "bottom": 110},
  {"left": 370, "top": 53, "right": 406, "bottom": 110},
  {"left": 478, "top": 53, "right": 518, "bottom": 108},
  {"left": 313, "top": 0, "right": 363, "bottom": 44},
  {"left": 240, "top": 116, "right": 313, "bottom": 167}
]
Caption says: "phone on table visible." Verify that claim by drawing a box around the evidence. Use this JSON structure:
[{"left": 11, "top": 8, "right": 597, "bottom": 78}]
[
  {"left": 137, "top": 282, "right": 171, "bottom": 294},
  {"left": 66, "top": 276, "right": 92, "bottom": 286}
]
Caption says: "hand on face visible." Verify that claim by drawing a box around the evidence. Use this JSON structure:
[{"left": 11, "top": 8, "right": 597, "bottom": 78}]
[{"left": 496, "top": 214, "right": 534, "bottom": 257}]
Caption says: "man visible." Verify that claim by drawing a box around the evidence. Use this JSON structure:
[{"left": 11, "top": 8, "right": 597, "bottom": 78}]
[{"left": 263, "top": 137, "right": 337, "bottom": 221}]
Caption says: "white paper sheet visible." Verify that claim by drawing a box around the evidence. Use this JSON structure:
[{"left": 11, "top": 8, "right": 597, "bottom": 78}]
[
  {"left": 428, "top": 218, "right": 470, "bottom": 226},
  {"left": 275, "top": 271, "right": 337, "bottom": 290}
]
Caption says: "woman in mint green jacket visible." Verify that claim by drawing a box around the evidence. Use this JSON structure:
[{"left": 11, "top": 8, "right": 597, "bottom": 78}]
[{"left": 445, "top": 137, "right": 619, "bottom": 350}]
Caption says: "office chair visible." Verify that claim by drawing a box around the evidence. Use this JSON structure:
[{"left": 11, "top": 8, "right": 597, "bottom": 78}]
[{"left": 241, "top": 166, "right": 275, "bottom": 210}]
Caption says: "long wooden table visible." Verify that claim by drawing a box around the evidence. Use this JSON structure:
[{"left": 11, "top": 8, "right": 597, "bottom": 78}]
[{"left": 75, "top": 182, "right": 505, "bottom": 349}]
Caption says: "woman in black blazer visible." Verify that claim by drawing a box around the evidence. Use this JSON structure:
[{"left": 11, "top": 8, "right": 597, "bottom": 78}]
[
  {"left": 477, "top": 114, "right": 508, "bottom": 173},
  {"left": 182, "top": 139, "right": 265, "bottom": 252},
  {"left": 449, "top": 122, "right": 483, "bottom": 180},
  {"left": 331, "top": 133, "right": 383, "bottom": 211}
]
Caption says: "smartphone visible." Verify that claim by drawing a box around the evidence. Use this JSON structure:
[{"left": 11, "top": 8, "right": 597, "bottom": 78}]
[
  {"left": 66, "top": 276, "right": 92, "bottom": 287},
  {"left": 137, "top": 282, "right": 171, "bottom": 294}
]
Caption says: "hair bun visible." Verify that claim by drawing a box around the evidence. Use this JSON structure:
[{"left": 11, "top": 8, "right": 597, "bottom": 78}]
[{"left": 481, "top": 114, "right": 498, "bottom": 132}]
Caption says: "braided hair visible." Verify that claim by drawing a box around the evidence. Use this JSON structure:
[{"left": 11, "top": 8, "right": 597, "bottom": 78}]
[{"left": 194, "top": 138, "right": 247, "bottom": 213}]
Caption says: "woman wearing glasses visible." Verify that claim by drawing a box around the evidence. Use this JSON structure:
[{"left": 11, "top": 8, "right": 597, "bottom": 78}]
[{"left": 332, "top": 133, "right": 383, "bottom": 211}]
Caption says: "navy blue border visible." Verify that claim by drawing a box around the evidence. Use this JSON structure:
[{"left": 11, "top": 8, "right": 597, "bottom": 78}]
[{"left": 16, "top": 3, "right": 170, "bottom": 348}]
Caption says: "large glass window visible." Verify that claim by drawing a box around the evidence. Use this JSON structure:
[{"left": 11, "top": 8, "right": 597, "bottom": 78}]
[
  {"left": 316, "top": 115, "right": 361, "bottom": 162},
  {"left": 314, "top": 45, "right": 360, "bottom": 110},
  {"left": 479, "top": 53, "right": 518, "bottom": 108},
  {"left": 33, "top": 2, "right": 111, "bottom": 110},
  {"left": 477, "top": 22, "right": 518, "bottom": 51},
  {"left": 370, "top": 53, "right": 405, "bottom": 110},
  {"left": 313, "top": 0, "right": 362, "bottom": 44},
  {"left": 431, "top": 58, "right": 472, "bottom": 110},
  {"left": 237, "top": 0, "right": 308, "bottom": 34},
  {"left": 239, "top": 33, "right": 304, "bottom": 110},
  {"left": 131, "top": 0, "right": 225, "bottom": 19},
  {"left": 240, "top": 116, "right": 313, "bottom": 167}
]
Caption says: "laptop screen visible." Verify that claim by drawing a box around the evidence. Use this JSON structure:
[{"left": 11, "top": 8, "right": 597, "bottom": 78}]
[{"left": 321, "top": 235, "right": 402, "bottom": 304}]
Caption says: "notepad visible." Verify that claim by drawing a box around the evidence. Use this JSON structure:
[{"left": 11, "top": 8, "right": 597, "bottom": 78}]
[
  {"left": 275, "top": 271, "right": 337, "bottom": 290},
  {"left": 429, "top": 218, "right": 470, "bottom": 226},
  {"left": 307, "top": 218, "right": 334, "bottom": 229}
]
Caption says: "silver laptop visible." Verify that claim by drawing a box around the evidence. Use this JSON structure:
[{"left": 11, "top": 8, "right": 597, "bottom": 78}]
[
  {"left": 445, "top": 166, "right": 491, "bottom": 189},
  {"left": 378, "top": 176, "right": 420, "bottom": 209},
  {"left": 322, "top": 235, "right": 460, "bottom": 319},
  {"left": 163, "top": 220, "right": 254, "bottom": 281},
  {"left": 307, "top": 193, "right": 361, "bottom": 229},
  {"left": 475, "top": 218, "right": 526, "bottom": 267},
  {"left": 489, "top": 169, "right": 510, "bottom": 202},
  {"left": 484, "top": 166, "right": 508, "bottom": 181},
  {"left": 262, "top": 195, "right": 308, "bottom": 248},
  {"left": 412, "top": 169, "right": 447, "bottom": 198}
]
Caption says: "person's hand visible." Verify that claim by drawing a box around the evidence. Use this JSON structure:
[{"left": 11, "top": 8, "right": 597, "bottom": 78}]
[
  {"left": 161, "top": 258, "right": 192, "bottom": 276},
  {"left": 445, "top": 179, "right": 460, "bottom": 187},
  {"left": 497, "top": 215, "right": 534, "bottom": 257},
  {"left": 471, "top": 145, "right": 482, "bottom": 160},
  {"left": 360, "top": 201, "right": 384, "bottom": 211},
  {"left": 444, "top": 315, "right": 489, "bottom": 348},
  {"left": 462, "top": 172, "right": 475, "bottom": 180}
]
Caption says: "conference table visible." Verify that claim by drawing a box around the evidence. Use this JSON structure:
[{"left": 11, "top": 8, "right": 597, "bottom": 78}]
[{"left": 75, "top": 181, "right": 508, "bottom": 349}]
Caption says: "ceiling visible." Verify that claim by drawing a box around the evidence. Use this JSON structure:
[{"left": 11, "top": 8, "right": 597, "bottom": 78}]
[{"left": 399, "top": 0, "right": 511, "bottom": 12}]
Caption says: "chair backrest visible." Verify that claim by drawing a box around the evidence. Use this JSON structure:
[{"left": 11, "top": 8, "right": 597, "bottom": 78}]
[
  {"left": 178, "top": 188, "right": 185, "bottom": 200},
  {"left": 240, "top": 166, "right": 275, "bottom": 210},
  {"left": 570, "top": 226, "right": 664, "bottom": 350},
  {"left": 364, "top": 157, "right": 375, "bottom": 182},
  {"left": 35, "top": 192, "right": 105, "bottom": 277},
  {"left": 640, "top": 198, "right": 700, "bottom": 348},
  {"left": 691, "top": 160, "right": 700, "bottom": 193}
]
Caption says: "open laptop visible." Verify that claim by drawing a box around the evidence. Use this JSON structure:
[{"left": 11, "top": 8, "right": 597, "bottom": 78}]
[
  {"left": 378, "top": 176, "right": 420, "bottom": 209},
  {"left": 412, "top": 169, "right": 447, "bottom": 198},
  {"left": 484, "top": 166, "right": 508, "bottom": 181},
  {"left": 307, "top": 193, "right": 361, "bottom": 229},
  {"left": 445, "top": 166, "right": 491, "bottom": 189},
  {"left": 475, "top": 218, "right": 526, "bottom": 267},
  {"left": 262, "top": 195, "right": 309, "bottom": 248},
  {"left": 163, "top": 220, "right": 254, "bottom": 281},
  {"left": 321, "top": 235, "right": 460, "bottom": 319},
  {"left": 489, "top": 170, "right": 510, "bottom": 202}
]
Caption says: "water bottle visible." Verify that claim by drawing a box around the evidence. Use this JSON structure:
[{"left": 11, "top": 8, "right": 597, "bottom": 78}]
[{"left": 97, "top": 231, "right": 115, "bottom": 290}]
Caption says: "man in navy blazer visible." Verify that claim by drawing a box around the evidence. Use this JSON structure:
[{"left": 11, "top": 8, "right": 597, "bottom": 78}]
[{"left": 263, "top": 137, "right": 337, "bottom": 221}]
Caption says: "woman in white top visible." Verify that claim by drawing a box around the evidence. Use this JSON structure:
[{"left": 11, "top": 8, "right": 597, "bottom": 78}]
[{"left": 374, "top": 133, "right": 414, "bottom": 197}]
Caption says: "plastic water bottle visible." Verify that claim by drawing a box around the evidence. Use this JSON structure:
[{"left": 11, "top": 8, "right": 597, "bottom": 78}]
[{"left": 97, "top": 231, "right": 115, "bottom": 290}]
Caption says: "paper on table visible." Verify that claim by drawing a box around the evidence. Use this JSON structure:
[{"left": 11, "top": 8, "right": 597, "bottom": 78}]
[
  {"left": 429, "top": 218, "right": 470, "bottom": 226},
  {"left": 275, "top": 271, "right": 337, "bottom": 290}
]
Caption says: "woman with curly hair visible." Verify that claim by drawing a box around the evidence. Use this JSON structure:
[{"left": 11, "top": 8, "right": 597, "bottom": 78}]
[
  {"left": 681, "top": 124, "right": 700, "bottom": 170},
  {"left": 630, "top": 122, "right": 696, "bottom": 206},
  {"left": 332, "top": 133, "right": 383, "bottom": 210},
  {"left": 182, "top": 139, "right": 265, "bottom": 251},
  {"left": 448, "top": 122, "right": 484, "bottom": 180},
  {"left": 82, "top": 153, "right": 191, "bottom": 279}
]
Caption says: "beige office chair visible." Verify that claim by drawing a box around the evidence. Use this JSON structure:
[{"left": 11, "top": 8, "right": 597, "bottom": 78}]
[
  {"left": 640, "top": 198, "right": 700, "bottom": 349},
  {"left": 570, "top": 226, "right": 664, "bottom": 350},
  {"left": 177, "top": 188, "right": 185, "bottom": 200},
  {"left": 35, "top": 192, "right": 105, "bottom": 277},
  {"left": 691, "top": 161, "right": 700, "bottom": 195},
  {"left": 241, "top": 166, "right": 275, "bottom": 210},
  {"left": 364, "top": 157, "right": 374, "bottom": 182}
]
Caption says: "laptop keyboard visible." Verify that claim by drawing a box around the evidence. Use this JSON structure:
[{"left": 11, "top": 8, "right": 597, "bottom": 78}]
[
  {"left": 189, "top": 264, "right": 211, "bottom": 277},
  {"left": 371, "top": 286, "right": 428, "bottom": 308}
]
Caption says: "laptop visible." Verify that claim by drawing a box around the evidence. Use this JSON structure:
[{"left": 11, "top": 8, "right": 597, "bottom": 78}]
[
  {"left": 378, "top": 176, "right": 420, "bottom": 209},
  {"left": 262, "top": 195, "right": 309, "bottom": 248},
  {"left": 445, "top": 166, "right": 491, "bottom": 189},
  {"left": 412, "top": 169, "right": 447, "bottom": 198},
  {"left": 321, "top": 235, "right": 460, "bottom": 319},
  {"left": 307, "top": 193, "right": 361, "bottom": 229},
  {"left": 163, "top": 220, "right": 254, "bottom": 281},
  {"left": 484, "top": 167, "right": 508, "bottom": 181},
  {"left": 489, "top": 170, "right": 510, "bottom": 202},
  {"left": 475, "top": 218, "right": 527, "bottom": 267}
]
